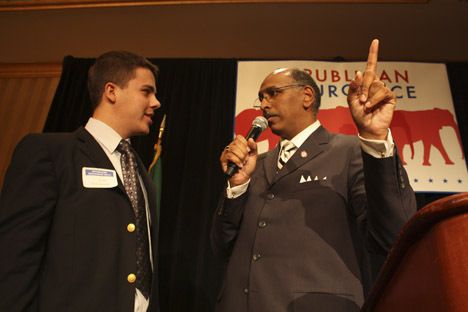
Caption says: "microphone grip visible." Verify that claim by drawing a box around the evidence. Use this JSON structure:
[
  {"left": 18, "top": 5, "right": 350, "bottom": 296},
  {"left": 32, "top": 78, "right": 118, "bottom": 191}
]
[
  {"left": 246, "top": 126, "right": 263, "bottom": 141},
  {"left": 225, "top": 162, "right": 238, "bottom": 178},
  {"left": 225, "top": 125, "right": 263, "bottom": 177}
]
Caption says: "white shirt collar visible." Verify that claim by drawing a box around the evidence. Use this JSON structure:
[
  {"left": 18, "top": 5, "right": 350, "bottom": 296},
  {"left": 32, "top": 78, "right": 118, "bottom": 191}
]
[
  {"left": 288, "top": 120, "right": 321, "bottom": 149},
  {"left": 84, "top": 117, "right": 125, "bottom": 154}
]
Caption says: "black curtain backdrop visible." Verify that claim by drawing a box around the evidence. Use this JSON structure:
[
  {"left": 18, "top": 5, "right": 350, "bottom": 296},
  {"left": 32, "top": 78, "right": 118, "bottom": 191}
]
[{"left": 44, "top": 57, "right": 467, "bottom": 311}]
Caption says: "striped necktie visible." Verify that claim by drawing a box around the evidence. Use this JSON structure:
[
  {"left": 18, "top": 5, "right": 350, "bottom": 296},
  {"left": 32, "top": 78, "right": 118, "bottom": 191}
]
[{"left": 277, "top": 140, "right": 297, "bottom": 170}]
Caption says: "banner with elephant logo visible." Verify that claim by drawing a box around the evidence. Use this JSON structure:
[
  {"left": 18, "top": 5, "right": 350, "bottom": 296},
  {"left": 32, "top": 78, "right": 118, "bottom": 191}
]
[{"left": 235, "top": 61, "right": 467, "bottom": 193}]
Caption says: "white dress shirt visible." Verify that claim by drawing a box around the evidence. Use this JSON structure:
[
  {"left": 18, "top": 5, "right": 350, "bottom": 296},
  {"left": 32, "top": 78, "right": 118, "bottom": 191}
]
[{"left": 85, "top": 117, "right": 152, "bottom": 312}]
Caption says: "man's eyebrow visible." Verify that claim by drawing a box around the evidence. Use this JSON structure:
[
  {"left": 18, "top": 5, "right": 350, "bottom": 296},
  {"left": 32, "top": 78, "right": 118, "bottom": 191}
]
[
  {"left": 143, "top": 85, "right": 156, "bottom": 93},
  {"left": 259, "top": 86, "right": 274, "bottom": 92}
]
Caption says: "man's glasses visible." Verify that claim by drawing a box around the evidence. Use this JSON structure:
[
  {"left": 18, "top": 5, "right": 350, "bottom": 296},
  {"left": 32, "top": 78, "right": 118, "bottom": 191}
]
[{"left": 257, "top": 84, "right": 305, "bottom": 103}]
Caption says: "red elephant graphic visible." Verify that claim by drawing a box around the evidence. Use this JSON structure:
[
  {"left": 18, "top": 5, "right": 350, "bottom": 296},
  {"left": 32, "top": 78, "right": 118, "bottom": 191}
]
[
  {"left": 235, "top": 106, "right": 465, "bottom": 166},
  {"left": 316, "top": 106, "right": 357, "bottom": 136},
  {"left": 317, "top": 106, "right": 465, "bottom": 166},
  {"left": 391, "top": 108, "right": 465, "bottom": 166}
]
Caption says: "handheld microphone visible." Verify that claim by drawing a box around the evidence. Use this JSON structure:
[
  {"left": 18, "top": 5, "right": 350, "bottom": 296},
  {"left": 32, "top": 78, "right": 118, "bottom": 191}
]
[{"left": 226, "top": 116, "right": 268, "bottom": 177}]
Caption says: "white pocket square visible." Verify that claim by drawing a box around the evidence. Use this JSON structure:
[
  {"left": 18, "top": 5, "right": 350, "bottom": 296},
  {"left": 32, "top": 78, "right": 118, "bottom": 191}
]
[{"left": 299, "top": 174, "right": 327, "bottom": 183}]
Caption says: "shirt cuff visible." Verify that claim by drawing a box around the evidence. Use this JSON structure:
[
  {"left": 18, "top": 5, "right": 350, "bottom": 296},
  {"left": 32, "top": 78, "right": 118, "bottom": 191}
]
[
  {"left": 226, "top": 180, "right": 250, "bottom": 198},
  {"left": 359, "top": 128, "right": 395, "bottom": 158}
]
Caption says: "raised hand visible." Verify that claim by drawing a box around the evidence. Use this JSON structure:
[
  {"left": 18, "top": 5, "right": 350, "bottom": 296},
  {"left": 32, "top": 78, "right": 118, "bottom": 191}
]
[
  {"left": 220, "top": 135, "right": 258, "bottom": 186},
  {"left": 347, "top": 39, "right": 396, "bottom": 140}
]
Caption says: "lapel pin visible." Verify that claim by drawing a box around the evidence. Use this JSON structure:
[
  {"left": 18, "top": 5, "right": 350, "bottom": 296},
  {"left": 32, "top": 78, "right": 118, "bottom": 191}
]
[{"left": 300, "top": 150, "right": 308, "bottom": 158}]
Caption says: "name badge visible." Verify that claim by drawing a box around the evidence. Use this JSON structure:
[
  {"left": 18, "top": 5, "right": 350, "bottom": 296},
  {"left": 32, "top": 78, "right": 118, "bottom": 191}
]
[{"left": 82, "top": 167, "right": 118, "bottom": 188}]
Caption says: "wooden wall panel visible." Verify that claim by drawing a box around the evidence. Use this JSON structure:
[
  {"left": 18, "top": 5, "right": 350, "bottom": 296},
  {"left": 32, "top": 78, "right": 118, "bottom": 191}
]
[{"left": 0, "top": 63, "right": 61, "bottom": 188}]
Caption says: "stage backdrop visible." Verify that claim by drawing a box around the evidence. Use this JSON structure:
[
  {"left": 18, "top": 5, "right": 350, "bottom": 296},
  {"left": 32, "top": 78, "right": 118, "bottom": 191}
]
[{"left": 235, "top": 61, "right": 467, "bottom": 193}]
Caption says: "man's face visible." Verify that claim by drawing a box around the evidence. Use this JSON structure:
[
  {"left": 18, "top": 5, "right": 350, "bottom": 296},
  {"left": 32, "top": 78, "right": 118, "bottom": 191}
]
[
  {"left": 259, "top": 71, "right": 308, "bottom": 140},
  {"left": 114, "top": 67, "right": 160, "bottom": 138}
]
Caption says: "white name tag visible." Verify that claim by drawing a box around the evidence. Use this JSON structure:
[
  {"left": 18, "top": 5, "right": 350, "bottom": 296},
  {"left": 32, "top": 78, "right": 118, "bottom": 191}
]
[{"left": 82, "top": 167, "right": 118, "bottom": 188}]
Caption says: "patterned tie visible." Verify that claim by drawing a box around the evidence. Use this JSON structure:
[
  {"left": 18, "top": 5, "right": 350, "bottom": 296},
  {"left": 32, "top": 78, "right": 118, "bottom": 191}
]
[
  {"left": 277, "top": 140, "right": 297, "bottom": 170},
  {"left": 117, "top": 140, "right": 152, "bottom": 299}
]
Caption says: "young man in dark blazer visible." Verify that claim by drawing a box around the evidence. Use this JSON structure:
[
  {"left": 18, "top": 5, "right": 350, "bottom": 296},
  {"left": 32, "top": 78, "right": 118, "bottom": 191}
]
[
  {"left": 0, "top": 51, "right": 161, "bottom": 311},
  {"left": 212, "top": 40, "right": 417, "bottom": 311}
]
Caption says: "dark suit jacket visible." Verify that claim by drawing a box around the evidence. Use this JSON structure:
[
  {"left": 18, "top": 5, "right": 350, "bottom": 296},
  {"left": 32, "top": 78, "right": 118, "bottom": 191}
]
[
  {"left": 211, "top": 126, "right": 416, "bottom": 312},
  {"left": 0, "top": 127, "right": 159, "bottom": 312}
]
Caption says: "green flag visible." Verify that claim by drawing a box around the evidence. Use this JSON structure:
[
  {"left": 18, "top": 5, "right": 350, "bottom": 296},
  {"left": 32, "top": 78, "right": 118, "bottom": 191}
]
[{"left": 149, "top": 115, "right": 166, "bottom": 221}]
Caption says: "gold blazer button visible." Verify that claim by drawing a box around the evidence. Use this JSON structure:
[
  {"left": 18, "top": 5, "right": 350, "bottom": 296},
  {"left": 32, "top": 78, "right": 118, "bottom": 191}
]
[
  {"left": 127, "top": 223, "right": 136, "bottom": 233},
  {"left": 127, "top": 273, "right": 137, "bottom": 283}
]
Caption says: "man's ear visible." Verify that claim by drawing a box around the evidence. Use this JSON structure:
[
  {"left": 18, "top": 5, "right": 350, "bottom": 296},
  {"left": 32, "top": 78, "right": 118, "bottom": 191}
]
[
  {"left": 103, "top": 82, "right": 117, "bottom": 104},
  {"left": 303, "top": 86, "right": 315, "bottom": 110}
]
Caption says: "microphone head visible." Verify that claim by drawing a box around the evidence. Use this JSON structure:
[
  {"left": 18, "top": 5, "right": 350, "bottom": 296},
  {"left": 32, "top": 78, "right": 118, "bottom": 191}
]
[{"left": 252, "top": 116, "right": 268, "bottom": 131}]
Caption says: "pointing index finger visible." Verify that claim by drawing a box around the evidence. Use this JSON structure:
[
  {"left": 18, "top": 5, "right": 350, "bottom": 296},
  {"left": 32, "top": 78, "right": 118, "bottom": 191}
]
[
  {"left": 360, "top": 39, "right": 379, "bottom": 103},
  {"left": 366, "top": 39, "right": 379, "bottom": 74}
]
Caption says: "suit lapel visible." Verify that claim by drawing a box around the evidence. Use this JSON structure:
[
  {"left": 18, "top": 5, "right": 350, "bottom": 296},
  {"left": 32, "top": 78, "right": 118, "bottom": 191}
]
[
  {"left": 273, "top": 126, "right": 330, "bottom": 184},
  {"left": 135, "top": 154, "right": 159, "bottom": 228},
  {"left": 77, "top": 128, "right": 157, "bottom": 227},
  {"left": 75, "top": 127, "right": 126, "bottom": 194},
  {"left": 264, "top": 144, "right": 281, "bottom": 185},
  {"left": 133, "top": 145, "right": 159, "bottom": 260}
]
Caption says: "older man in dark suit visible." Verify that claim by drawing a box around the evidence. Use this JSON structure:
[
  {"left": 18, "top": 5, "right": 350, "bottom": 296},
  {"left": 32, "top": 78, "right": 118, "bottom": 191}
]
[
  {"left": 212, "top": 40, "right": 417, "bottom": 311},
  {"left": 0, "top": 51, "right": 161, "bottom": 311}
]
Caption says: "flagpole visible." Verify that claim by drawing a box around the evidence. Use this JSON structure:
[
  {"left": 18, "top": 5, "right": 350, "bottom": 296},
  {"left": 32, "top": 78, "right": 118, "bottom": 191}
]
[{"left": 149, "top": 114, "right": 166, "bottom": 172}]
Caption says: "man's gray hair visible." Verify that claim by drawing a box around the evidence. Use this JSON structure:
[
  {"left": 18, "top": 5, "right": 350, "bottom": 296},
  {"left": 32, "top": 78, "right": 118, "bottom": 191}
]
[{"left": 289, "top": 68, "right": 321, "bottom": 113}]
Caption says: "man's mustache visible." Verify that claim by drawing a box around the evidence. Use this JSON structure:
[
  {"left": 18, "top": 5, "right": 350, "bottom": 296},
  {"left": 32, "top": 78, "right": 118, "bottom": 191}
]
[{"left": 263, "top": 111, "right": 277, "bottom": 119}]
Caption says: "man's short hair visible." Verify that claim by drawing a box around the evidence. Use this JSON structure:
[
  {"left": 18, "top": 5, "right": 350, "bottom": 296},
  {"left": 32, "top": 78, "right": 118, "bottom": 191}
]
[
  {"left": 289, "top": 68, "right": 321, "bottom": 113},
  {"left": 87, "top": 51, "right": 159, "bottom": 110}
]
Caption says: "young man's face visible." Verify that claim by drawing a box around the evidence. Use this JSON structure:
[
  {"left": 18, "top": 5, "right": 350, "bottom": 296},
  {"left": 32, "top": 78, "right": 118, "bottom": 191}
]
[{"left": 113, "top": 67, "right": 160, "bottom": 138}]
